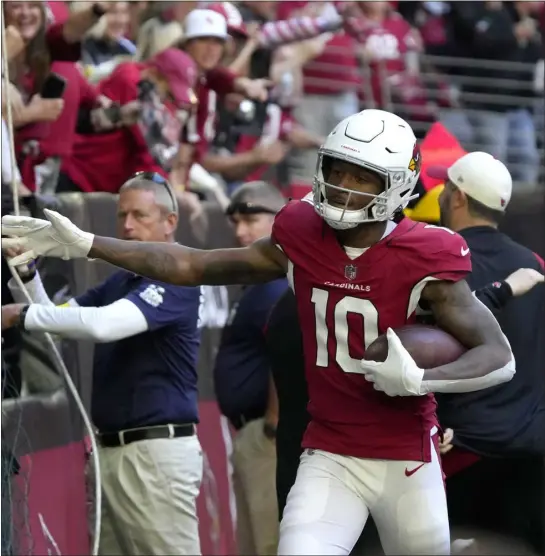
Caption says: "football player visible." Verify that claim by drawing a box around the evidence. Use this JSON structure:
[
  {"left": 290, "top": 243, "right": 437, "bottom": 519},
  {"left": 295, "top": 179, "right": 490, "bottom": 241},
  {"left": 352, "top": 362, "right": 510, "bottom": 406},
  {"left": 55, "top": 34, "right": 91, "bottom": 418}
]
[{"left": 2, "top": 109, "right": 515, "bottom": 555}]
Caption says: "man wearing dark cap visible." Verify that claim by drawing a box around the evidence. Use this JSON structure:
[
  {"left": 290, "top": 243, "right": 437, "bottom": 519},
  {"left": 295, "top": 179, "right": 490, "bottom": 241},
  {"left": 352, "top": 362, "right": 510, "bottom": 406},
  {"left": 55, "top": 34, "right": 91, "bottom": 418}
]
[
  {"left": 62, "top": 48, "right": 198, "bottom": 194},
  {"left": 2, "top": 173, "right": 205, "bottom": 555},
  {"left": 213, "top": 181, "right": 288, "bottom": 555},
  {"left": 430, "top": 152, "right": 545, "bottom": 553}
]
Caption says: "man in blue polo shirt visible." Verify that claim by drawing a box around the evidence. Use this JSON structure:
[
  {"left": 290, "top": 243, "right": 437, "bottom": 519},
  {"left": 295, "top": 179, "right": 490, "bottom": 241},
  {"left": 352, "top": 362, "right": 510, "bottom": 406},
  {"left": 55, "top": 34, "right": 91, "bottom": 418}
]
[
  {"left": 213, "top": 181, "right": 288, "bottom": 556},
  {"left": 2, "top": 173, "right": 204, "bottom": 555}
]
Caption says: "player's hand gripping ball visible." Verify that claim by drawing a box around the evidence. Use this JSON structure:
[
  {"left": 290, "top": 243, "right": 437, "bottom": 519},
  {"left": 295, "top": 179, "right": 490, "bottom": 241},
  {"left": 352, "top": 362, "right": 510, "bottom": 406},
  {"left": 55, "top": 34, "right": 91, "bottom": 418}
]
[{"left": 361, "top": 325, "right": 466, "bottom": 397}]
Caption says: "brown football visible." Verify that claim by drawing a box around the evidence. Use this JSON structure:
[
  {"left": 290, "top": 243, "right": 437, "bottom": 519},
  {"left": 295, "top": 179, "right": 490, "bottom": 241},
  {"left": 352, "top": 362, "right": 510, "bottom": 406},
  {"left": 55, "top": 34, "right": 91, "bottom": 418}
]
[{"left": 364, "top": 324, "right": 466, "bottom": 369}]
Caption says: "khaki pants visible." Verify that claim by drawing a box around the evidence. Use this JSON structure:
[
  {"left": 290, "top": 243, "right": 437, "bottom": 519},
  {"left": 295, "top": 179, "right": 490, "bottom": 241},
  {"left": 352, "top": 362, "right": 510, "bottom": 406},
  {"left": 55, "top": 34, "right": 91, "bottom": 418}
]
[
  {"left": 96, "top": 434, "right": 203, "bottom": 555},
  {"left": 233, "top": 418, "right": 279, "bottom": 555}
]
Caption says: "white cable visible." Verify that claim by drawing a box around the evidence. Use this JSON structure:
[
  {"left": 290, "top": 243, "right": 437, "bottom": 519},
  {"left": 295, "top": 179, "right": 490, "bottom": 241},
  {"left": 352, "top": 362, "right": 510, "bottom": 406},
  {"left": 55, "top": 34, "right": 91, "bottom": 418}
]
[{"left": 1, "top": 19, "right": 101, "bottom": 556}]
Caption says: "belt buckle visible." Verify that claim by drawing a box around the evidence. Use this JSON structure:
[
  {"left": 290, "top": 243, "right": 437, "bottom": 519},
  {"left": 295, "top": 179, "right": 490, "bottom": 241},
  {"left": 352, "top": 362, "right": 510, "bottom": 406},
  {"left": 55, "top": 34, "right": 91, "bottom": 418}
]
[{"left": 118, "top": 430, "right": 126, "bottom": 447}]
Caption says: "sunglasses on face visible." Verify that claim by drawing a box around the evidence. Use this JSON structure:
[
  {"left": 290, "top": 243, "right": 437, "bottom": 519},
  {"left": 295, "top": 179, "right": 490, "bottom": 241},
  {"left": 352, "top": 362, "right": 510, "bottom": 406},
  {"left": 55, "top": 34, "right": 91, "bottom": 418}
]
[
  {"left": 225, "top": 201, "right": 277, "bottom": 217},
  {"left": 133, "top": 171, "right": 177, "bottom": 214}
]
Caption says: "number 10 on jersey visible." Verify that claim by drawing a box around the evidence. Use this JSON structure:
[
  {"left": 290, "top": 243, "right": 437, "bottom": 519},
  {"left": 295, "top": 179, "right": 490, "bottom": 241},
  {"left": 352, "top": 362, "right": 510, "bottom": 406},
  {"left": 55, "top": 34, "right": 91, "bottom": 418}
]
[{"left": 311, "top": 288, "right": 380, "bottom": 375}]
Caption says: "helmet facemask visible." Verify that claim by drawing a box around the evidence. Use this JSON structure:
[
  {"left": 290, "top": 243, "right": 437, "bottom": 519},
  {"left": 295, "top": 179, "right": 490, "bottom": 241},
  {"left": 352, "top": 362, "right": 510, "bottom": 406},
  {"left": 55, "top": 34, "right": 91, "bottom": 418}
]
[{"left": 312, "top": 150, "right": 420, "bottom": 229}]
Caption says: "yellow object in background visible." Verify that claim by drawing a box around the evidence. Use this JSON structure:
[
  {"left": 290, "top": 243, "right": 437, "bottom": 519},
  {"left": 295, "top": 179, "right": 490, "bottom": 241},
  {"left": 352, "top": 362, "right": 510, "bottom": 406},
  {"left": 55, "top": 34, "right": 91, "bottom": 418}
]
[{"left": 404, "top": 184, "right": 445, "bottom": 224}]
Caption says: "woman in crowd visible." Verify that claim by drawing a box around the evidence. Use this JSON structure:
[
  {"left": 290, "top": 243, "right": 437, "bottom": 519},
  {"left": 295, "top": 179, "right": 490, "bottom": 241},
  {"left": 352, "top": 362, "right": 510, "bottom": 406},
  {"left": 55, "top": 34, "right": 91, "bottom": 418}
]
[{"left": 4, "top": 0, "right": 118, "bottom": 193}]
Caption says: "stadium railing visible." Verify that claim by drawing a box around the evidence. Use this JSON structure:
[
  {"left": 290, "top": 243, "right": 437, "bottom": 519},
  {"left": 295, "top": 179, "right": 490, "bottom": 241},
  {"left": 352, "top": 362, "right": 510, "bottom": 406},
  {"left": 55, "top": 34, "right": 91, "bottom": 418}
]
[{"left": 301, "top": 49, "right": 544, "bottom": 187}]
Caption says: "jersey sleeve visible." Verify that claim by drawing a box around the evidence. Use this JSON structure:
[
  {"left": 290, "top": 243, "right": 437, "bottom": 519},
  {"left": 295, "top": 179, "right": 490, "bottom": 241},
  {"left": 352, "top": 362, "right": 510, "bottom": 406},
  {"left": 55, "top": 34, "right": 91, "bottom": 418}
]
[
  {"left": 271, "top": 199, "right": 306, "bottom": 253},
  {"left": 410, "top": 224, "right": 472, "bottom": 283},
  {"left": 124, "top": 281, "right": 202, "bottom": 331}
]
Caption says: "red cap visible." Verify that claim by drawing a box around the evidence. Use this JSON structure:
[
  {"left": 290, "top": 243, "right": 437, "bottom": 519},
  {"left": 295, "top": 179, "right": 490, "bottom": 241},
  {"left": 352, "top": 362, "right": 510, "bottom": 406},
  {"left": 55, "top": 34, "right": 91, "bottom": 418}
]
[
  {"left": 426, "top": 166, "right": 449, "bottom": 181},
  {"left": 148, "top": 48, "right": 198, "bottom": 108},
  {"left": 207, "top": 2, "right": 248, "bottom": 38}
]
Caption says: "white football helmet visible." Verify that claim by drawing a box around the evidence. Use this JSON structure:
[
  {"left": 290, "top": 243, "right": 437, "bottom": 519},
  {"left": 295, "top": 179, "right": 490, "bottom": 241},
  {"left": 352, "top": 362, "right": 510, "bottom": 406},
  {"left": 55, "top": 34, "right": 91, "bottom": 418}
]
[{"left": 312, "top": 109, "right": 421, "bottom": 229}]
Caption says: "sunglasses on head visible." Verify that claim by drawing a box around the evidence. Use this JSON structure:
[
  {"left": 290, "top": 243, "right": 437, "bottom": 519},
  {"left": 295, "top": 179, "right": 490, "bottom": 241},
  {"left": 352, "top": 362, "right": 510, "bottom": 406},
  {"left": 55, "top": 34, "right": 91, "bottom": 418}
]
[
  {"left": 225, "top": 201, "right": 277, "bottom": 217},
  {"left": 133, "top": 171, "right": 177, "bottom": 214}
]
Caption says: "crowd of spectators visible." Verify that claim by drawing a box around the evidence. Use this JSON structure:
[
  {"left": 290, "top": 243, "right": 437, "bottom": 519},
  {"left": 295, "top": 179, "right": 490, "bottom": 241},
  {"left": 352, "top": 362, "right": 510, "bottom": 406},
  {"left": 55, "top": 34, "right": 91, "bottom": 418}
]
[{"left": 2, "top": 0, "right": 544, "bottom": 220}]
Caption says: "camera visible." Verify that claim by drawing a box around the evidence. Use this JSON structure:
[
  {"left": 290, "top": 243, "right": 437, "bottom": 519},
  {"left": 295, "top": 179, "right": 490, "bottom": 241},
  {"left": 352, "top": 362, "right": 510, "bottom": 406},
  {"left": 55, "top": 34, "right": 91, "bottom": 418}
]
[{"left": 214, "top": 97, "right": 270, "bottom": 152}]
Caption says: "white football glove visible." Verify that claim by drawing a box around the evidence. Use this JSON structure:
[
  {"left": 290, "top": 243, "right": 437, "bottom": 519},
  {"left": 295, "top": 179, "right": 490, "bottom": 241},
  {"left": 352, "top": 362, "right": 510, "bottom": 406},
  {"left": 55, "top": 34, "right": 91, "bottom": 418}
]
[
  {"left": 2, "top": 209, "right": 94, "bottom": 265},
  {"left": 361, "top": 328, "right": 426, "bottom": 397}
]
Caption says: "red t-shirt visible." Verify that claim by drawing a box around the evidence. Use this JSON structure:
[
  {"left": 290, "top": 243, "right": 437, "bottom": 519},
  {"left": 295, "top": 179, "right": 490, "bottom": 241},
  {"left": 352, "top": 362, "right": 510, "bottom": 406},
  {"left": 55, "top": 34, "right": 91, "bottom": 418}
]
[
  {"left": 63, "top": 62, "right": 163, "bottom": 193},
  {"left": 277, "top": 1, "right": 361, "bottom": 96},
  {"left": 272, "top": 203, "right": 472, "bottom": 461},
  {"left": 43, "top": 63, "right": 98, "bottom": 159},
  {"left": 357, "top": 12, "right": 419, "bottom": 106},
  {"left": 302, "top": 31, "right": 362, "bottom": 95},
  {"left": 235, "top": 103, "right": 295, "bottom": 182}
]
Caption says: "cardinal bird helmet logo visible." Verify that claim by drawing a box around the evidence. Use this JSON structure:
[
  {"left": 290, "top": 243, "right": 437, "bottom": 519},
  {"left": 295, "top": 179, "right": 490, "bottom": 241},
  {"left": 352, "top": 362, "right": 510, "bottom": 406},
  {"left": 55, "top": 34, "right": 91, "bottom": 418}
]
[{"left": 408, "top": 143, "right": 422, "bottom": 174}]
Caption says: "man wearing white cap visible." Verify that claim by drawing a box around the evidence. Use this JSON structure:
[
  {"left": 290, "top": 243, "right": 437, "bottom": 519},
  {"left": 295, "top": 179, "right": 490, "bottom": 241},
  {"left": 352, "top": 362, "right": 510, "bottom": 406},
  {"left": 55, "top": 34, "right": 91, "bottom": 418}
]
[
  {"left": 430, "top": 152, "right": 545, "bottom": 554},
  {"left": 176, "top": 9, "right": 272, "bottom": 185}
]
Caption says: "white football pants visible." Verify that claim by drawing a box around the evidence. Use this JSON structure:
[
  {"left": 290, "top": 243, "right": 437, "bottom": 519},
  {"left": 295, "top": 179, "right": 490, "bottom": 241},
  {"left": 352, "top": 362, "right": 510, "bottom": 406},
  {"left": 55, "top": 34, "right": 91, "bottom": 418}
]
[{"left": 278, "top": 431, "right": 450, "bottom": 556}]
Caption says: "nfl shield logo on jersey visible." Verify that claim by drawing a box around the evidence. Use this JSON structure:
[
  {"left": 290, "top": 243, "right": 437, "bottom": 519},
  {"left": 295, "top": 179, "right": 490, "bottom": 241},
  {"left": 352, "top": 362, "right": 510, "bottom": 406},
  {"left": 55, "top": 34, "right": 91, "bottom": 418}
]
[{"left": 345, "top": 264, "right": 358, "bottom": 280}]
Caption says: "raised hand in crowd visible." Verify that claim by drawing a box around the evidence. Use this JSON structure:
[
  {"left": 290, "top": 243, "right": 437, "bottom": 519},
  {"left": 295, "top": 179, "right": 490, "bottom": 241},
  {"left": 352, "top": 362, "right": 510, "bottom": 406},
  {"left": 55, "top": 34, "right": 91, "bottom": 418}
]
[
  {"left": 12, "top": 94, "right": 64, "bottom": 128},
  {"left": 227, "top": 22, "right": 262, "bottom": 75},
  {"left": 235, "top": 77, "right": 274, "bottom": 103},
  {"left": 61, "top": 1, "right": 116, "bottom": 44},
  {"left": 504, "top": 268, "right": 544, "bottom": 296},
  {"left": 26, "top": 94, "right": 64, "bottom": 123},
  {"left": 4, "top": 25, "right": 25, "bottom": 61}
]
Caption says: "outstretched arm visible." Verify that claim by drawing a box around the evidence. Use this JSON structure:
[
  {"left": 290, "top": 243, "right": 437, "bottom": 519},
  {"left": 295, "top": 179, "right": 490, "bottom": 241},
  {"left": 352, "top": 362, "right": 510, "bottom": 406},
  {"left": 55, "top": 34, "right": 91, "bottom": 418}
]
[
  {"left": 2, "top": 210, "right": 287, "bottom": 286},
  {"left": 421, "top": 279, "right": 514, "bottom": 392},
  {"left": 89, "top": 236, "right": 287, "bottom": 286}
]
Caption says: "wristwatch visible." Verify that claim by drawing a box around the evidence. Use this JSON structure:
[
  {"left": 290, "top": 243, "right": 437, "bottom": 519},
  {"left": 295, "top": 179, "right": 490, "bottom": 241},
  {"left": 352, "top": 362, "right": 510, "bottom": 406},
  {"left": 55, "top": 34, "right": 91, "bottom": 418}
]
[{"left": 91, "top": 3, "right": 107, "bottom": 18}]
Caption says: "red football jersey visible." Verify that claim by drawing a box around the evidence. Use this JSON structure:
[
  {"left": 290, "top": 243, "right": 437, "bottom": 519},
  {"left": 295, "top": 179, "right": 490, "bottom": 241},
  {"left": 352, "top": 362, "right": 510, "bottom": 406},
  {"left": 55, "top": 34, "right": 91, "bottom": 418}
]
[{"left": 271, "top": 200, "right": 472, "bottom": 462}]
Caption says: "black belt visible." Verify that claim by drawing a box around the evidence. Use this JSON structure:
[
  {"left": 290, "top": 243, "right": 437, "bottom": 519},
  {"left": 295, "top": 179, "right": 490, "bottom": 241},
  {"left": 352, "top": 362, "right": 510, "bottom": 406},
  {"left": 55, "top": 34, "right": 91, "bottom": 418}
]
[
  {"left": 98, "top": 424, "right": 195, "bottom": 448},
  {"left": 230, "top": 411, "right": 263, "bottom": 431}
]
